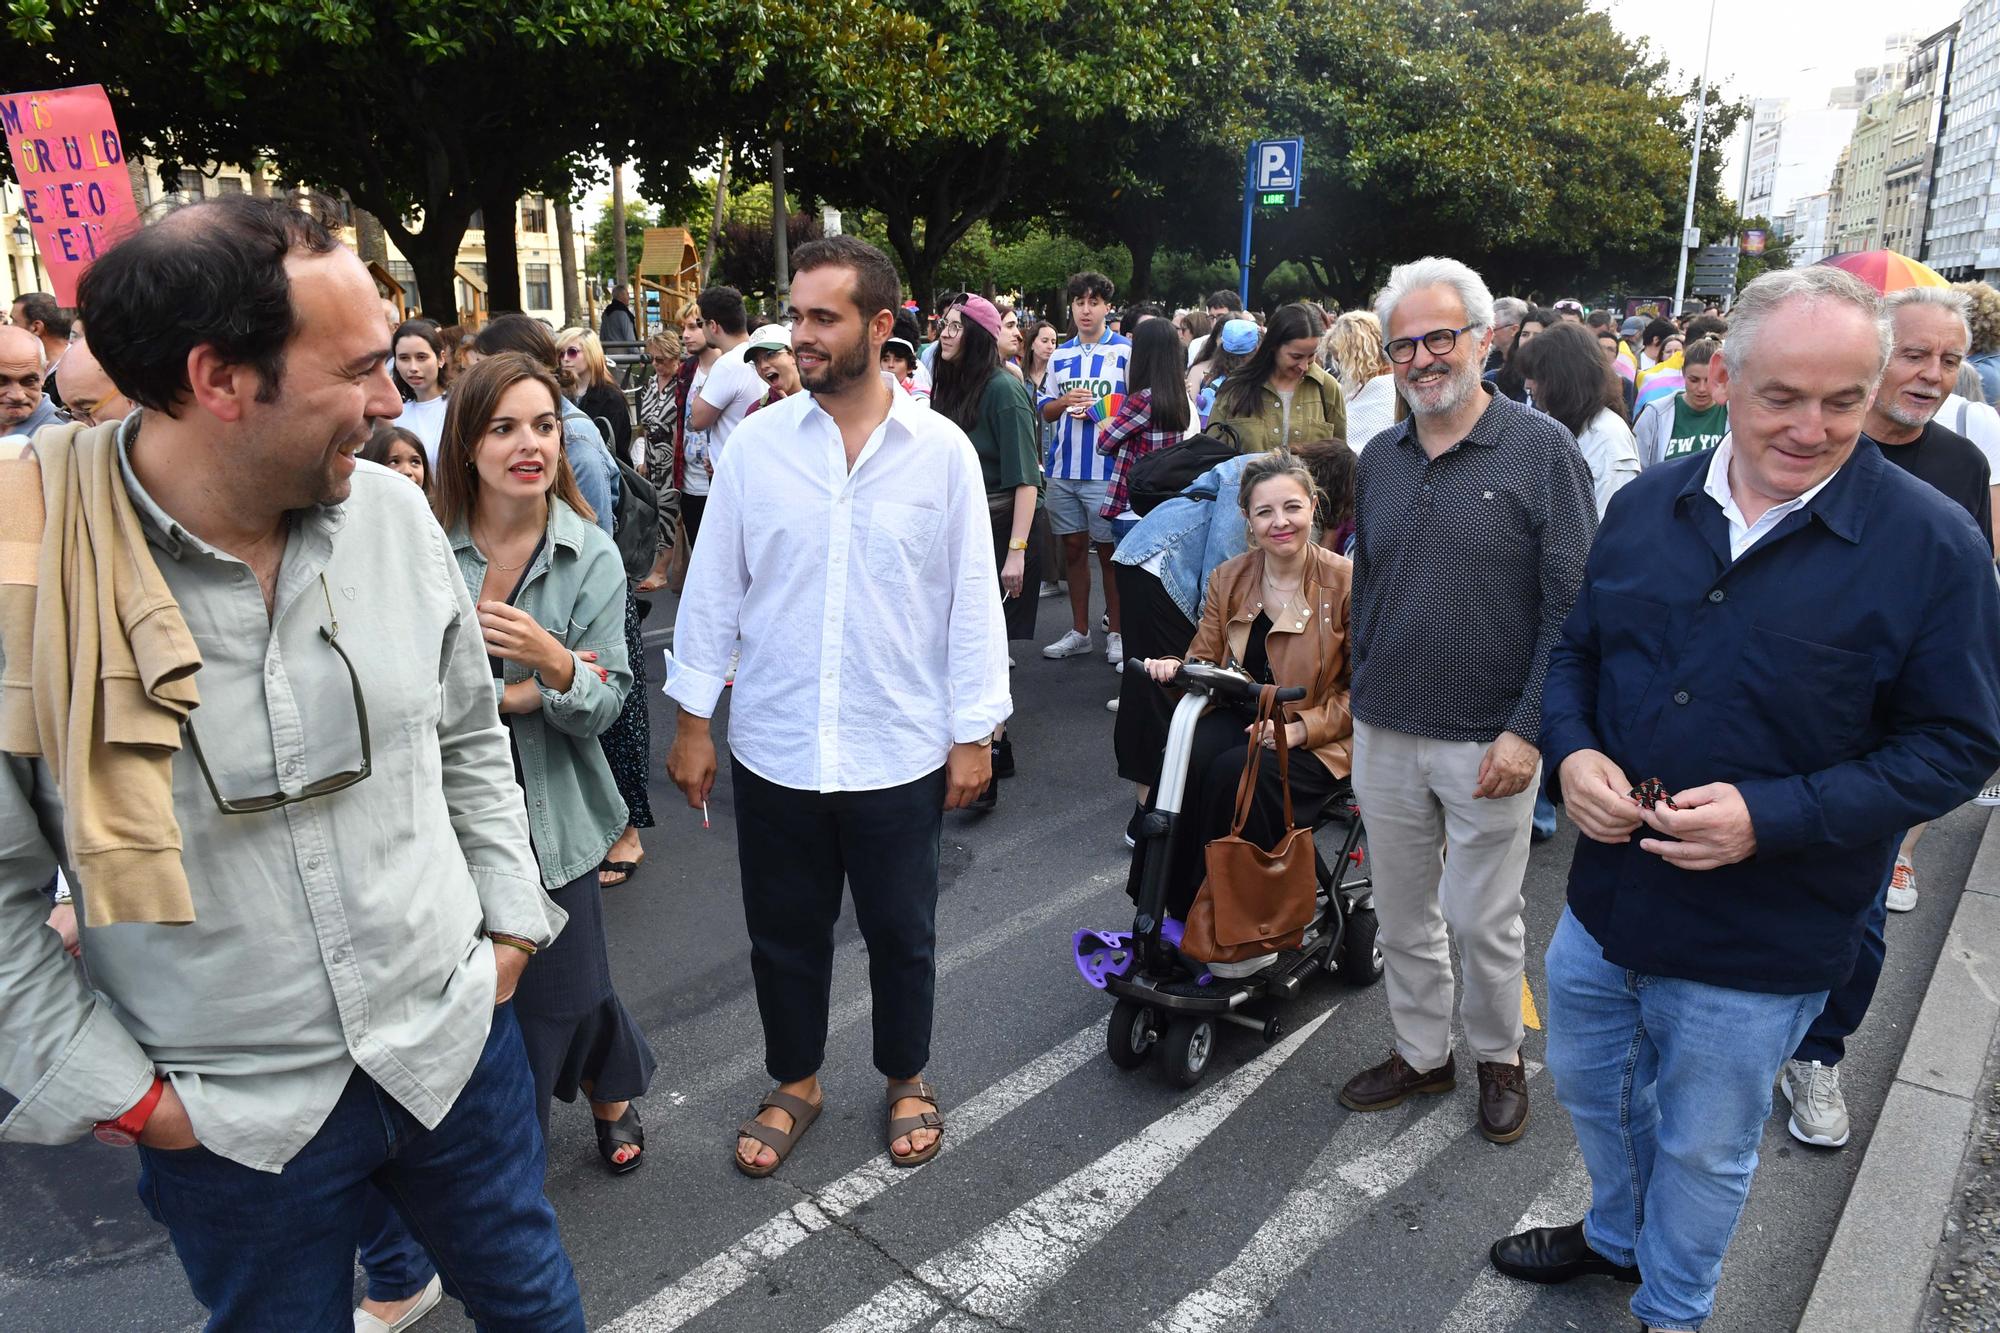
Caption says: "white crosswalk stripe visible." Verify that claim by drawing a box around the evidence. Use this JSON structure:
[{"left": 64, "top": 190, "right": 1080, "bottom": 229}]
[
  {"left": 1433, "top": 1150, "right": 1593, "bottom": 1333},
  {"left": 597, "top": 1022, "right": 1102, "bottom": 1332},
  {"left": 816, "top": 1008, "right": 1338, "bottom": 1333}
]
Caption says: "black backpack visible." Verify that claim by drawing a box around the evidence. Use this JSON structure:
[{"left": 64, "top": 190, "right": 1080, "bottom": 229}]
[
  {"left": 1126, "top": 423, "right": 1244, "bottom": 516},
  {"left": 594, "top": 416, "right": 669, "bottom": 584}
]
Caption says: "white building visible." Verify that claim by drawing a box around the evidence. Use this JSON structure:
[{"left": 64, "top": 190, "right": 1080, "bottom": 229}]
[
  {"left": 1926, "top": 0, "right": 2000, "bottom": 280},
  {"left": 1789, "top": 191, "right": 1837, "bottom": 266},
  {"left": 1740, "top": 100, "right": 1859, "bottom": 225}
]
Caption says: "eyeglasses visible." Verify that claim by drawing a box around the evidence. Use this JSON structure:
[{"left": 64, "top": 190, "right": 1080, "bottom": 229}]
[
  {"left": 184, "top": 576, "right": 371, "bottom": 815},
  {"left": 560, "top": 346, "right": 583, "bottom": 358},
  {"left": 1385, "top": 325, "right": 1477, "bottom": 364}
]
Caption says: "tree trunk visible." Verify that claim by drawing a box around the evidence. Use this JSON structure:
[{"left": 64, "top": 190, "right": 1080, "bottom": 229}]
[
  {"left": 480, "top": 185, "right": 523, "bottom": 312},
  {"left": 555, "top": 199, "right": 582, "bottom": 327},
  {"left": 703, "top": 138, "right": 730, "bottom": 286},
  {"left": 1126, "top": 231, "right": 1158, "bottom": 302},
  {"left": 772, "top": 135, "right": 790, "bottom": 302},
  {"left": 404, "top": 243, "right": 462, "bottom": 325},
  {"left": 610, "top": 163, "right": 629, "bottom": 299},
  {"left": 353, "top": 208, "right": 390, "bottom": 267}
]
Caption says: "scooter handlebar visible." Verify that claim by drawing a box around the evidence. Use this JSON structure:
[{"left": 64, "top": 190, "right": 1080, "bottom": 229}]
[{"left": 1166, "top": 660, "right": 1305, "bottom": 705}]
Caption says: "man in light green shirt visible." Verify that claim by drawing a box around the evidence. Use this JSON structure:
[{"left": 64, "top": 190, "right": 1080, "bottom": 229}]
[{"left": 0, "top": 196, "right": 583, "bottom": 1328}]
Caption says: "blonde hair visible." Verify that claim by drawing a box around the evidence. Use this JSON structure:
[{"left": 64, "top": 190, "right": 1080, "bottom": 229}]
[
  {"left": 1325, "top": 311, "right": 1390, "bottom": 398},
  {"left": 1952, "top": 281, "right": 2000, "bottom": 355},
  {"left": 555, "top": 326, "right": 613, "bottom": 391},
  {"left": 645, "top": 328, "right": 683, "bottom": 362}
]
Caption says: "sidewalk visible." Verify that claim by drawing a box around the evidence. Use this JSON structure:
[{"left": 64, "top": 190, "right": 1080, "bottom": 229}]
[{"left": 1803, "top": 805, "right": 2000, "bottom": 1332}]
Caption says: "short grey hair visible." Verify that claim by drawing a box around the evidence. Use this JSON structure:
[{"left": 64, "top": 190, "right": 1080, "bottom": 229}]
[
  {"left": 1884, "top": 285, "right": 1972, "bottom": 349},
  {"left": 1374, "top": 257, "right": 1497, "bottom": 337},
  {"left": 1723, "top": 266, "right": 1889, "bottom": 378},
  {"left": 1492, "top": 296, "right": 1528, "bottom": 329}
]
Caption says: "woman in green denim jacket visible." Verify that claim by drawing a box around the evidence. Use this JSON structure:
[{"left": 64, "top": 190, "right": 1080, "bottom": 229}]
[
  {"left": 1207, "top": 302, "right": 1349, "bottom": 453},
  {"left": 431, "top": 352, "right": 656, "bottom": 1172}
]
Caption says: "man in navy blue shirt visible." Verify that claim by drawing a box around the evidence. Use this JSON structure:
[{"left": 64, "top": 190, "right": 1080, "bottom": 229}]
[{"left": 1487, "top": 266, "right": 2000, "bottom": 1332}]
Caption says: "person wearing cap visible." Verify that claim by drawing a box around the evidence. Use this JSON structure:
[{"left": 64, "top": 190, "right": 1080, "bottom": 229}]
[
  {"left": 1192, "top": 316, "right": 1260, "bottom": 423},
  {"left": 881, "top": 334, "right": 927, "bottom": 401},
  {"left": 744, "top": 324, "right": 802, "bottom": 412}
]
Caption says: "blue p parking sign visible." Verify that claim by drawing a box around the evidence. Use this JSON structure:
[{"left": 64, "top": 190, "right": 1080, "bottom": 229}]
[{"left": 1254, "top": 139, "right": 1302, "bottom": 203}]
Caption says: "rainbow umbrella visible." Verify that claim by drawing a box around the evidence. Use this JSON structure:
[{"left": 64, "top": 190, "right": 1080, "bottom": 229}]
[{"left": 1819, "top": 249, "right": 1949, "bottom": 294}]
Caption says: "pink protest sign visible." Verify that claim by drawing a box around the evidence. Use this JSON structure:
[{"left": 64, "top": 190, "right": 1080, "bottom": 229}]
[{"left": 0, "top": 84, "right": 141, "bottom": 305}]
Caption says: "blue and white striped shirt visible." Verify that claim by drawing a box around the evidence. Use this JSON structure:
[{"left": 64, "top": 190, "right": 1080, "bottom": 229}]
[{"left": 1038, "top": 332, "right": 1132, "bottom": 482}]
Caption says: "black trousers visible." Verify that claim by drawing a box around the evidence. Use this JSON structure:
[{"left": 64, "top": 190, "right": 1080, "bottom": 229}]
[
  {"left": 732, "top": 758, "right": 946, "bottom": 1083},
  {"left": 681, "top": 493, "right": 708, "bottom": 549},
  {"left": 1112, "top": 563, "right": 1199, "bottom": 788},
  {"left": 1160, "top": 708, "right": 1341, "bottom": 921}
]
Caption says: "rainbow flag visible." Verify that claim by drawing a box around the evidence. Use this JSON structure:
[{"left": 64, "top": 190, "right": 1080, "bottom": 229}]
[
  {"left": 1634, "top": 353, "right": 1684, "bottom": 413},
  {"left": 1087, "top": 392, "right": 1126, "bottom": 425}
]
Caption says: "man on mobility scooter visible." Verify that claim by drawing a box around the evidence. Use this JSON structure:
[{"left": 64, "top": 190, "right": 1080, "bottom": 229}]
[{"left": 1074, "top": 452, "right": 1383, "bottom": 1085}]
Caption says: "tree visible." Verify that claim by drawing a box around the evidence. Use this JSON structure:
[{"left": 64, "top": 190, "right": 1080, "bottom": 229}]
[
  {"left": 5, "top": 0, "right": 724, "bottom": 321},
  {"left": 588, "top": 200, "right": 652, "bottom": 286},
  {"left": 1734, "top": 215, "right": 1795, "bottom": 290}
]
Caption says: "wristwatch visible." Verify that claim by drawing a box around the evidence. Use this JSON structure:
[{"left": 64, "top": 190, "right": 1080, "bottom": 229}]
[
  {"left": 94, "top": 1075, "right": 166, "bottom": 1147},
  {"left": 1007, "top": 538, "right": 1030, "bottom": 551}
]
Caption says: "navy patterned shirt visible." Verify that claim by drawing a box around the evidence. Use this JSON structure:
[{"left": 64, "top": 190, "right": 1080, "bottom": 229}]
[{"left": 1350, "top": 386, "right": 1596, "bottom": 745}]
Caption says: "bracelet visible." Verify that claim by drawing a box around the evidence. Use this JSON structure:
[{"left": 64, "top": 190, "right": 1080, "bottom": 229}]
[
  {"left": 489, "top": 933, "right": 538, "bottom": 956},
  {"left": 1007, "top": 538, "right": 1030, "bottom": 551}
]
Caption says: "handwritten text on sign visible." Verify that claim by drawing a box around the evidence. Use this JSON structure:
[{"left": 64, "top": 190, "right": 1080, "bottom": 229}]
[{"left": 1, "top": 84, "right": 141, "bottom": 305}]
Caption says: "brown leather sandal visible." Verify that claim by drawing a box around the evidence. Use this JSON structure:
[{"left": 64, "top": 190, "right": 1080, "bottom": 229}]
[
  {"left": 733, "top": 1088, "right": 822, "bottom": 1178},
  {"left": 886, "top": 1077, "right": 944, "bottom": 1168}
]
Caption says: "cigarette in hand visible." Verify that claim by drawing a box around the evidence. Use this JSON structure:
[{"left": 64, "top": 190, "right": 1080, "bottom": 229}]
[{"left": 701, "top": 800, "right": 710, "bottom": 830}]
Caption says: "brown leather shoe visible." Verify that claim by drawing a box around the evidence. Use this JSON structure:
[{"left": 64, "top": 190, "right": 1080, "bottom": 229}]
[
  {"left": 1339, "top": 1050, "right": 1456, "bottom": 1112},
  {"left": 1477, "top": 1058, "right": 1529, "bottom": 1143}
]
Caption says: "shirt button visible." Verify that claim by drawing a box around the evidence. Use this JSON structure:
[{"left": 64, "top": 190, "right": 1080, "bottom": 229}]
[
  {"left": 1673, "top": 690, "right": 1691, "bottom": 705},
  {"left": 307, "top": 856, "right": 322, "bottom": 869},
  {"left": 1707, "top": 589, "right": 1725, "bottom": 603}
]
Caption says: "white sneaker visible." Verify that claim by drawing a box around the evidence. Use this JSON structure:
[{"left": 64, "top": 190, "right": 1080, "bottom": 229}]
[
  {"left": 1039, "top": 582, "right": 1064, "bottom": 599},
  {"left": 1106, "top": 632, "right": 1124, "bottom": 666},
  {"left": 1886, "top": 859, "right": 1917, "bottom": 913},
  {"left": 1042, "top": 629, "right": 1092, "bottom": 659},
  {"left": 354, "top": 1275, "right": 443, "bottom": 1332},
  {"left": 1105, "top": 697, "right": 1120, "bottom": 713},
  {"left": 1781, "top": 1059, "right": 1850, "bottom": 1148},
  {"left": 1977, "top": 783, "right": 2000, "bottom": 807}
]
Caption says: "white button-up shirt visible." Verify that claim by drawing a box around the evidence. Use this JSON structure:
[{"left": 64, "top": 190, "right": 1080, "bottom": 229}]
[
  {"left": 664, "top": 386, "right": 1011, "bottom": 792},
  {"left": 1703, "top": 433, "right": 1843, "bottom": 561}
]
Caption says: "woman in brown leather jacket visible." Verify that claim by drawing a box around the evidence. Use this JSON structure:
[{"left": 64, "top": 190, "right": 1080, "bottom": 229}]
[{"left": 1142, "top": 450, "right": 1354, "bottom": 920}]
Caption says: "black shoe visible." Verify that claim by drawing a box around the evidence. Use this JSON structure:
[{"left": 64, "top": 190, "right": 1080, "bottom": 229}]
[
  {"left": 969, "top": 773, "right": 999, "bottom": 813},
  {"left": 992, "top": 733, "right": 1015, "bottom": 779},
  {"left": 1124, "top": 803, "right": 1146, "bottom": 849},
  {"left": 1489, "top": 1222, "right": 1640, "bottom": 1286}
]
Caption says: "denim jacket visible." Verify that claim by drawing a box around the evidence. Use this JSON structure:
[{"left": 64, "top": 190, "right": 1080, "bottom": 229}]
[
  {"left": 1112, "top": 453, "right": 1254, "bottom": 622},
  {"left": 450, "top": 499, "right": 631, "bottom": 888},
  {"left": 561, "top": 400, "right": 619, "bottom": 540}
]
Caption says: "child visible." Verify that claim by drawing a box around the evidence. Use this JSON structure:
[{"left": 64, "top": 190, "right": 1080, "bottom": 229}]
[
  {"left": 360, "top": 422, "right": 430, "bottom": 493},
  {"left": 882, "top": 336, "right": 928, "bottom": 401}
]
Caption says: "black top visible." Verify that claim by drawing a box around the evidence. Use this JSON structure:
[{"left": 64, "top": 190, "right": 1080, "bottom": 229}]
[
  {"left": 487, "top": 536, "right": 548, "bottom": 679},
  {"left": 578, "top": 382, "right": 632, "bottom": 465},
  {"left": 1864, "top": 422, "right": 1992, "bottom": 546},
  {"left": 1242, "top": 612, "right": 1274, "bottom": 685},
  {"left": 1351, "top": 385, "right": 1598, "bottom": 745}
]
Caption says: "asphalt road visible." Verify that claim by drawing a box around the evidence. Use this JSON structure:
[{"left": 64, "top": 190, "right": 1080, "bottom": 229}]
[{"left": 0, "top": 586, "right": 1985, "bottom": 1333}]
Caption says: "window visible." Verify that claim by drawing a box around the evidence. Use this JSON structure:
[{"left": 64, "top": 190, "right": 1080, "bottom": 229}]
[
  {"left": 526, "top": 263, "right": 552, "bottom": 310},
  {"left": 387, "top": 260, "right": 420, "bottom": 311},
  {"left": 177, "top": 169, "right": 203, "bottom": 200},
  {"left": 218, "top": 176, "right": 246, "bottom": 194},
  {"left": 520, "top": 194, "right": 548, "bottom": 233},
  {"left": 463, "top": 261, "right": 487, "bottom": 282}
]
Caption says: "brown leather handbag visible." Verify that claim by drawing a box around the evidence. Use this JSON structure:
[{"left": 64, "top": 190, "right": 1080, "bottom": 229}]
[{"left": 1180, "top": 686, "right": 1319, "bottom": 965}]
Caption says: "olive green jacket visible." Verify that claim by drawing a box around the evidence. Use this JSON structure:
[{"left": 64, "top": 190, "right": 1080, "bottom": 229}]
[{"left": 1210, "top": 361, "right": 1349, "bottom": 454}]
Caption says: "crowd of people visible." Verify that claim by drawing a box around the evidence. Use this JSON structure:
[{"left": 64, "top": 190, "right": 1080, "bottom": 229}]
[{"left": 2, "top": 187, "right": 2000, "bottom": 1333}]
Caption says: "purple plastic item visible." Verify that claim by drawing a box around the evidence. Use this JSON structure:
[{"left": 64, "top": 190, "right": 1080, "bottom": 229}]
[{"left": 1072, "top": 929, "right": 1135, "bottom": 990}]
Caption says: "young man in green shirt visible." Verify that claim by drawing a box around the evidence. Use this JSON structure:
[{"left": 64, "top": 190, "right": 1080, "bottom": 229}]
[{"left": 1633, "top": 336, "right": 1728, "bottom": 467}]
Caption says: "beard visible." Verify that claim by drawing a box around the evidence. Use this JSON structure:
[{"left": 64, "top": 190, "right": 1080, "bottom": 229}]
[
  {"left": 1880, "top": 393, "right": 1936, "bottom": 430},
  {"left": 1398, "top": 353, "right": 1483, "bottom": 418},
  {"left": 797, "top": 332, "right": 876, "bottom": 394}
]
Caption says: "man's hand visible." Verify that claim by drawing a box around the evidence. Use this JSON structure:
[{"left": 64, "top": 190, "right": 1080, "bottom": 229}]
[
  {"left": 136, "top": 1083, "right": 199, "bottom": 1152},
  {"left": 1474, "top": 730, "right": 1539, "bottom": 799},
  {"left": 668, "top": 712, "right": 717, "bottom": 809},
  {"left": 45, "top": 901, "right": 80, "bottom": 958},
  {"left": 944, "top": 740, "right": 993, "bottom": 810},
  {"left": 1558, "top": 749, "right": 1643, "bottom": 844},
  {"left": 493, "top": 940, "right": 530, "bottom": 1005},
  {"left": 1638, "top": 782, "right": 1757, "bottom": 870}
]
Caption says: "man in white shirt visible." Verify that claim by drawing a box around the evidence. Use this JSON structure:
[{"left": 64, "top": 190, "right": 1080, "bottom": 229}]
[
  {"left": 664, "top": 236, "right": 1010, "bottom": 1179},
  {"left": 684, "top": 285, "right": 761, "bottom": 465}
]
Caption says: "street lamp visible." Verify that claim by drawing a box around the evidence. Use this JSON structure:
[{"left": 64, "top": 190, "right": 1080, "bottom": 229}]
[{"left": 10, "top": 220, "right": 28, "bottom": 251}]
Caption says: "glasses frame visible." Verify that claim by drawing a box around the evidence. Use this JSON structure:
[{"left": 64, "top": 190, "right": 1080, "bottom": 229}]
[
  {"left": 184, "top": 576, "right": 372, "bottom": 815},
  {"left": 1385, "top": 324, "right": 1478, "bottom": 365}
]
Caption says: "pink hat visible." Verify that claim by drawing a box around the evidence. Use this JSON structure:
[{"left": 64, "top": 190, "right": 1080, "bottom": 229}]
[{"left": 953, "top": 294, "right": 1002, "bottom": 339}]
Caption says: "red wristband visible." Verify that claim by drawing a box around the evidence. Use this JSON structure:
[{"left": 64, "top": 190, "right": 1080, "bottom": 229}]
[{"left": 94, "top": 1075, "right": 166, "bottom": 1147}]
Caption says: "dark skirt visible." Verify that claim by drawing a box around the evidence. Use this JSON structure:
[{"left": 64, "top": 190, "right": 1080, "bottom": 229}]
[
  {"left": 598, "top": 589, "right": 654, "bottom": 829},
  {"left": 991, "top": 494, "right": 1045, "bottom": 641},
  {"left": 1112, "top": 562, "right": 1199, "bottom": 787},
  {"left": 512, "top": 868, "right": 657, "bottom": 1131}
]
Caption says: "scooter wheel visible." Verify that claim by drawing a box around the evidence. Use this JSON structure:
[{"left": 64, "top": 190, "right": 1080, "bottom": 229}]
[
  {"left": 1341, "top": 906, "right": 1385, "bottom": 987},
  {"left": 1107, "top": 999, "right": 1157, "bottom": 1070},
  {"left": 1161, "top": 1017, "right": 1214, "bottom": 1088}
]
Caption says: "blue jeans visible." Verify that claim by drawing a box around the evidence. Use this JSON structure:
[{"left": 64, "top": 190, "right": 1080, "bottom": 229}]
[
  {"left": 1792, "top": 872, "right": 1889, "bottom": 1066},
  {"left": 1544, "top": 908, "right": 1826, "bottom": 1331},
  {"left": 360, "top": 1188, "right": 436, "bottom": 1302},
  {"left": 1532, "top": 789, "right": 1557, "bottom": 840},
  {"left": 137, "top": 1004, "right": 582, "bottom": 1332}
]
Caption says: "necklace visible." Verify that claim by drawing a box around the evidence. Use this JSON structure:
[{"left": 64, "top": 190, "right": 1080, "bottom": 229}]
[{"left": 475, "top": 523, "right": 535, "bottom": 572}]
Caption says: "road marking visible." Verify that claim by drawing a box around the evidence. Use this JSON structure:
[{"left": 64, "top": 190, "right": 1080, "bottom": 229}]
[
  {"left": 675, "top": 869, "right": 1124, "bottom": 1103},
  {"left": 1151, "top": 1062, "right": 1546, "bottom": 1333},
  {"left": 818, "top": 1007, "right": 1337, "bottom": 1333},
  {"left": 1434, "top": 1149, "right": 1592, "bottom": 1333},
  {"left": 1522, "top": 975, "right": 1542, "bottom": 1031},
  {"left": 598, "top": 1022, "right": 1101, "bottom": 1332}
]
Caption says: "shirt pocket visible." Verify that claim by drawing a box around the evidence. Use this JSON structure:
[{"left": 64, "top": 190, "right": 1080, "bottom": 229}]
[
  {"left": 1714, "top": 625, "right": 1876, "bottom": 778},
  {"left": 865, "top": 500, "right": 942, "bottom": 583},
  {"left": 1591, "top": 588, "right": 1670, "bottom": 736}
]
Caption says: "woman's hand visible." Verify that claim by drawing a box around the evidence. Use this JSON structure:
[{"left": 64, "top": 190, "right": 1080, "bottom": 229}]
[
  {"left": 1001, "top": 549, "right": 1025, "bottom": 599},
  {"left": 478, "top": 603, "right": 565, "bottom": 676},
  {"left": 1246, "top": 719, "right": 1309, "bottom": 750},
  {"left": 1144, "top": 657, "right": 1181, "bottom": 685}
]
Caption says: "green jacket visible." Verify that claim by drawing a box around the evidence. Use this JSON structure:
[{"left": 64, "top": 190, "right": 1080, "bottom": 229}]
[
  {"left": 449, "top": 499, "right": 630, "bottom": 889},
  {"left": 1209, "top": 361, "right": 1348, "bottom": 454}
]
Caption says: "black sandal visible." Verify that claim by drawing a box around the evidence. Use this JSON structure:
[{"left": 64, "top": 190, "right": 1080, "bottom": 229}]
[{"left": 594, "top": 1102, "right": 645, "bottom": 1175}]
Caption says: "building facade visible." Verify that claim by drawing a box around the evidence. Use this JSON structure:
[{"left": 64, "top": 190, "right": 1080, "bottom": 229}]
[
  {"left": 1884, "top": 25, "right": 1960, "bottom": 259},
  {"left": 1926, "top": 0, "right": 2000, "bottom": 279},
  {"left": 1832, "top": 90, "right": 1901, "bottom": 253}
]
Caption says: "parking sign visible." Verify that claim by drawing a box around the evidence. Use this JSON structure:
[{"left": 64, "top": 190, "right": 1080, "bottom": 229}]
[{"left": 1253, "top": 139, "right": 1302, "bottom": 207}]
